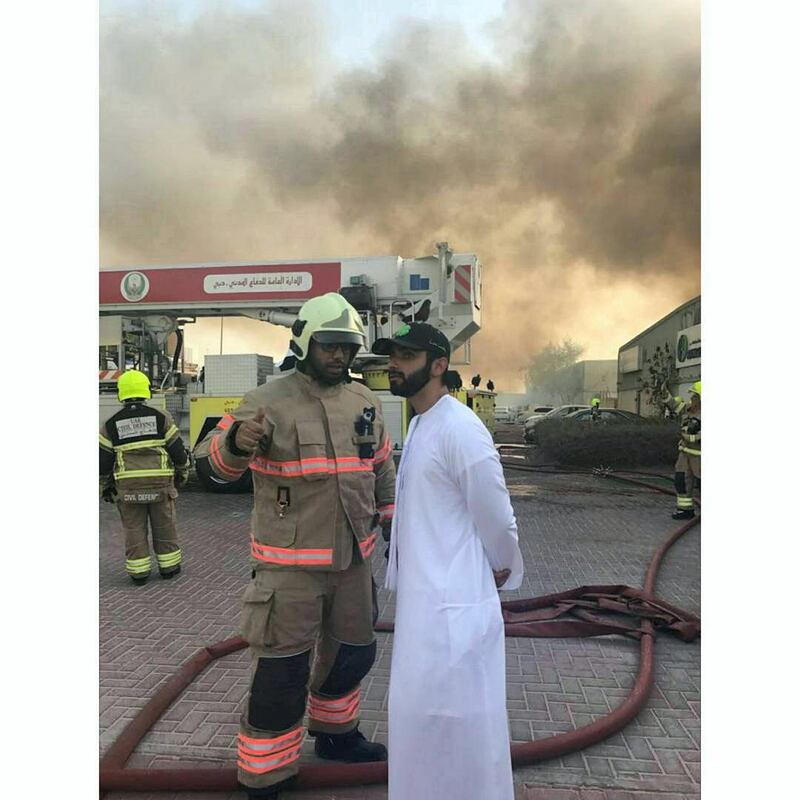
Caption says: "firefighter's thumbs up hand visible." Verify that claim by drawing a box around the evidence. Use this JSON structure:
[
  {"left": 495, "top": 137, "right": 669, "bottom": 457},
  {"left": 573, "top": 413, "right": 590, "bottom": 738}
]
[{"left": 235, "top": 408, "right": 268, "bottom": 453}]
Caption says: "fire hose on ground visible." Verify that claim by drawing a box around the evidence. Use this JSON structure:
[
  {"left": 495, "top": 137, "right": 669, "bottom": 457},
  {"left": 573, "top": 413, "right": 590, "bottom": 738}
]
[{"left": 99, "top": 467, "right": 700, "bottom": 793}]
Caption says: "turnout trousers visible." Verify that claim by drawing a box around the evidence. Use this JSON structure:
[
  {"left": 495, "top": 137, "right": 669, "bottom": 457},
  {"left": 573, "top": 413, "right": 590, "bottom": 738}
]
[
  {"left": 116, "top": 490, "right": 182, "bottom": 578},
  {"left": 237, "top": 552, "right": 376, "bottom": 791},
  {"left": 674, "top": 452, "right": 701, "bottom": 515}
]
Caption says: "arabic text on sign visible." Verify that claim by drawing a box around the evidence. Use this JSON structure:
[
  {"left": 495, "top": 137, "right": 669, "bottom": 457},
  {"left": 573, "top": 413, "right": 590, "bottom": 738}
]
[{"left": 203, "top": 272, "right": 313, "bottom": 294}]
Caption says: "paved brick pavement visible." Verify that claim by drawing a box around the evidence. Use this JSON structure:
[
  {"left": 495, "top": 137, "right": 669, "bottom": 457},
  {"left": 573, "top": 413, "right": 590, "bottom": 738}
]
[{"left": 100, "top": 463, "right": 700, "bottom": 800}]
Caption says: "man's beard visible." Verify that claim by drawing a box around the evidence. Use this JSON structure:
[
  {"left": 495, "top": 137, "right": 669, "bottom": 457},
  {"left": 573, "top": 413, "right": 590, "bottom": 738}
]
[
  {"left": 389, "top": 361, "right": 432, "bottom": 397},
  {"left": 305, "top": 350, "right": 352, "bottom": 385}
]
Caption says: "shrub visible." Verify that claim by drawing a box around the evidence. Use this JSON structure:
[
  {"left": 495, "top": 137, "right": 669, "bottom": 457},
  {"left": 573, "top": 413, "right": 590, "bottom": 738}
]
[{"left": 535, "top": 418, "right": 679, "bottom": 467}]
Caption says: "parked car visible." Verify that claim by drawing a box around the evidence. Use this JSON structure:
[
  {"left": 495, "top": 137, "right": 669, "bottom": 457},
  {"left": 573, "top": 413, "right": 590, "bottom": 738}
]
[
  {"left": 564, "top": 408, "right": 646, "bottom": 424},
  {"left": 521, "top": 405, "right": 554, "bottom": 424},
  {"left": 495, "top": 406, "right": 513, "bottom": 423},
  {"left": 523, "top": 404, "right": 590, "bottom": 442}
]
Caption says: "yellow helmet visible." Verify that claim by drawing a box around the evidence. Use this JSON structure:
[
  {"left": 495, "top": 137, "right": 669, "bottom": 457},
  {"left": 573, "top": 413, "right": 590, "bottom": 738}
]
[
  {"left": 289, "top": 292, "right": 365, "bottom": 361},
  {"left": 592, "top": 397, "right": 600, "bottom": 407},
  {"left": 690, "top": 381, "right": 701, "bottom": 397},
  {"left": 117, "top": 369, "right": 151, "bottom": 401}
]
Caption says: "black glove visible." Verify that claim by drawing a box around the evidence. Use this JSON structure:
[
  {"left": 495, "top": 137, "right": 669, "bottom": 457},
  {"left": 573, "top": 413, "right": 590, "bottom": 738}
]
[
  {"left": 101, "top": 485, "right": 117, "bottom": 503},
  {"left": 174, "top": 467, "right": 189, "bottom": 488},
  {"left": 686, "top": 417, "right": 701, "bottom": 435}
]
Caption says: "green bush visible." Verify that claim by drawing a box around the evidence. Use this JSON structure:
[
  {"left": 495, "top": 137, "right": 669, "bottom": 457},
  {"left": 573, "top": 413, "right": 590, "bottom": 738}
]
[{"left": 535, "top": 418, "right": 679, "bottom": 467}]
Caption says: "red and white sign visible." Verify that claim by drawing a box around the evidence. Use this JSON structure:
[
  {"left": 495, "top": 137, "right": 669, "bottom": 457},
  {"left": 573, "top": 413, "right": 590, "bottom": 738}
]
[
  {"left": 453, "top": 263, "right": 472, "bottom": 304},
  {"left": 100, "top": 262, "right": 341, "bottom": 306}
]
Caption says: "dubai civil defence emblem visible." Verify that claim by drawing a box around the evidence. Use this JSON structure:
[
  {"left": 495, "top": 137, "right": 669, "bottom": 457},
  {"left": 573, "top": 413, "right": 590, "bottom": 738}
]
[{"left": 120, "top": 271, "right": 150, "bottom": 302}]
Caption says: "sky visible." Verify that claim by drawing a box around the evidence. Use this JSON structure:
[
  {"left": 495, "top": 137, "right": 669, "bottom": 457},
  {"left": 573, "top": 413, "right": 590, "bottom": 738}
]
[
  {"left": 103, "top": 0, "right": 508, "bottom": 66},
  {"left": 99, "top": 0, "right": 701, "bottom": 391}
]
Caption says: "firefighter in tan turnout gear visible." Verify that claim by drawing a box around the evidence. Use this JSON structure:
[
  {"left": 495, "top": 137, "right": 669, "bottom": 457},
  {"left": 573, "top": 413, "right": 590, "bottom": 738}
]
[
  {"left": 99, "top": 370, "right": 189, "bottom": 584},
  {"left": 194, "top": 293, "right": 396, "bottom": 800},
  {"left": 662, "top": 380, "right": 701, "bottom": 520}
]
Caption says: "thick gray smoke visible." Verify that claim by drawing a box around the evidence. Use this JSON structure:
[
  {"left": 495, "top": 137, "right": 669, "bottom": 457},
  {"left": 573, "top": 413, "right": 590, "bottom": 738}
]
[{"left": 101, "top": 0, "right": 700, "bottom": 390}]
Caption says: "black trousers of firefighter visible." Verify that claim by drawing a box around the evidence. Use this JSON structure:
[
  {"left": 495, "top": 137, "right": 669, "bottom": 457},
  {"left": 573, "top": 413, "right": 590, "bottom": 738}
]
[{"left": 237, "top": 554, "right": 376, "bottom": 791}]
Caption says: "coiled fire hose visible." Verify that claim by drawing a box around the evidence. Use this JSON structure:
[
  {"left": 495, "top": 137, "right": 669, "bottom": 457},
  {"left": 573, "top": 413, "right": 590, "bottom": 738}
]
[{"left": 100, "top": 467, "right": 699, "bottom": 793}]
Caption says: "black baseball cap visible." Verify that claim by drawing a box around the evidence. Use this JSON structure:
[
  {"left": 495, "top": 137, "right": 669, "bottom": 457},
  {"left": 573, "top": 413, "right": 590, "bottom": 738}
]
[{"left": 372, "top": 322, "right": 451, "bottom": 359}]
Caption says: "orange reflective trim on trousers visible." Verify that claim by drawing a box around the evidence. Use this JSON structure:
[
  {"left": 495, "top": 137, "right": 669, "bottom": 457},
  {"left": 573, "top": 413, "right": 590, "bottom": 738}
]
[
  {"left": 209, "top": 434, "right": 246, "bottom": 479},
  {"left": 237, "top": 745, "right": 302, "bottom": 775},
  {"left": 250, "top": 538, "right": 334, "bottom": 566},
  {"left": 308, "top": 687, "right": 360, "bottom": 724},
  {"left": 359, "top": 532, "right": 378, "bottom": 558},
  {"left": 308, "top": 685, "right": 359, "bottom": 709},
  {"left": 238, "top": 728, "right": 303, "bottom": 757}
]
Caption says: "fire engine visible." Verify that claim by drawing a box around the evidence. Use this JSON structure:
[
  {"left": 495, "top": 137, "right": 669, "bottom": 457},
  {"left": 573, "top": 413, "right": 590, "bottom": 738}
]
[{"left": 99, "top": 242, "right": 495, "bottom": 490}]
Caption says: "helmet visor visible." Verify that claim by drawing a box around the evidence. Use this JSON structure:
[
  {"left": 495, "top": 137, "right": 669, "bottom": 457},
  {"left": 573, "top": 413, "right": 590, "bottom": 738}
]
[{"left": 311, "top": 330, "right": 364, "bottom": 347}]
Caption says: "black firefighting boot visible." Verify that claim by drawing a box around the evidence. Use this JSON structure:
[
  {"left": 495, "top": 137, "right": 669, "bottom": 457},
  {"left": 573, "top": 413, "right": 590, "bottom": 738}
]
[
  {"left": 671, "top": 509, "right": 695, "bottom": 520},
  {"left": 238, "top": 776, "right": 296, "bottom": 799},
  {"left": 131, "top": 575, "right": 149, "bottom": 585},
  {"left": 311, "top": 727, "right": 388, "bottom": 762},
  {"left": 160, "top": 565, "right": 181, "bottom": 579}
]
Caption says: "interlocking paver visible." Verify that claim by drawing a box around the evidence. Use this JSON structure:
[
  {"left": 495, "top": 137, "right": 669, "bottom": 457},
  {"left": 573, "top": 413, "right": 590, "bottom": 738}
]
[{"left": 101, "top": 462, "right": 700, "bottom": 799}]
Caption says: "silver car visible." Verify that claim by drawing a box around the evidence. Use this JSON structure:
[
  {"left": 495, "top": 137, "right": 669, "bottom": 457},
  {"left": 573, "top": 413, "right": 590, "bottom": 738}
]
[
  {"left": 523, "top": 404, "right": 590, "bottom": 442},
  {"left": 520, "top": 405, "right": 554, "bottom": 423}
]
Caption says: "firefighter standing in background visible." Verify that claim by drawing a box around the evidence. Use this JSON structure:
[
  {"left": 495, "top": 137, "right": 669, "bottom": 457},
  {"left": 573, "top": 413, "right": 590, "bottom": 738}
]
[
  {"left": 100, "top": 370, "right": 189, "bottom": 584},
  {"left": 591, "top": 396, "right": 601, "bottom": 421},
  {"left": 662, "top": 380, "right": 701, "bottom": 519},
  {"left": 194, "top": 293, "right": 395, "bottom": 800}
]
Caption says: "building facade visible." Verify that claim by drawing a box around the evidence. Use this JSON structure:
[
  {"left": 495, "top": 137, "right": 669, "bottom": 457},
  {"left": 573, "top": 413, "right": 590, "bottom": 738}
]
[{"left": 617, "top": 296, "right": 701, "bottom": 416}]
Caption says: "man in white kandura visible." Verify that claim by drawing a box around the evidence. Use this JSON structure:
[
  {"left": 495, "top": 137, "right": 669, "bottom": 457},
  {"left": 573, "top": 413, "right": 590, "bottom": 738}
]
[{"left": 372, "top": 322, "right": 524, "bottom": 800}]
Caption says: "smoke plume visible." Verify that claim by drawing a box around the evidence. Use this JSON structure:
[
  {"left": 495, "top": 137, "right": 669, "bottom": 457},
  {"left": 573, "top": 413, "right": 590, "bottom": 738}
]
[{"left": 101, "top": 0, "right": 700, "bottom": 390}]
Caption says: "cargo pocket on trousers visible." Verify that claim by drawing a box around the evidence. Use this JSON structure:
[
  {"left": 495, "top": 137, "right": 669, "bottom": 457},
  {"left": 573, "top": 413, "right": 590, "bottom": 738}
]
[
  {"left": 296, "top": 420, "right": 330, "bottom": 481},
  {"left": 240, "top": 585, "right": 275, "bottom": 648}
]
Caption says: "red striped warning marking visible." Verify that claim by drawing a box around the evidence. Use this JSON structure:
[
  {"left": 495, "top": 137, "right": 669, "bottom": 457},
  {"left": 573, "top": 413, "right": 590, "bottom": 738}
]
[{"left": 454, "top": 264, "right": 471, "bottom": 304}]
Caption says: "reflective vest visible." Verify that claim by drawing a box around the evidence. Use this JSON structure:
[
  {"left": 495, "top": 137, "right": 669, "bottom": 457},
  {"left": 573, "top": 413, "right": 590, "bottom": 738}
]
[{"left": 194, "top": 371, "right": 396, "bottom": 573}]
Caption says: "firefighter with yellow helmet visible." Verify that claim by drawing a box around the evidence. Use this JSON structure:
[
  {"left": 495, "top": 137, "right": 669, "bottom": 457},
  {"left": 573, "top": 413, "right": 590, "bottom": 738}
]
[
  {"left": 99, "top": 370, "right": 189, "bottom": 583},
  {"left": 194, "top": 292, "right": 395, "bottom": 799},
  {"left": 662, "top": 380, "right": 701, "bottom": 519}
]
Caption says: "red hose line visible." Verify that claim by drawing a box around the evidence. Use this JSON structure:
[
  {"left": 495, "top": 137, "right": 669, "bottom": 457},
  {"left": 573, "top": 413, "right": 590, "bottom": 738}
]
[
  {"left": 99, "top": 474, "right": 699, "bottom": 792},
  {"left": 100, "top": 762, "right": 389, "bottom": 792},
  {"left": 101, "top": 637, "right": 245, "bottom": 771}
]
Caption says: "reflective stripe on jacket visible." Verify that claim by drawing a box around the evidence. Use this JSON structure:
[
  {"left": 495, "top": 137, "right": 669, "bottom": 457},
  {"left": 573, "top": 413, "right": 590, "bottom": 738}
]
[
  {"left": 664, "top": 395, "right": 701, "bottom": 457},
  {"left": 194, "top": 370, "right": 396, "bottom": 573},
  {"left": 99, "top": 403, "right": 187, "bottom": 490}
]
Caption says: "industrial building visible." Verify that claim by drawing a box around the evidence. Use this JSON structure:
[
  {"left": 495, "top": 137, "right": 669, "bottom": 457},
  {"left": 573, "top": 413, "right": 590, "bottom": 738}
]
[{"left": 617, "top": 296, "right": 701, "bottom": 415}]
